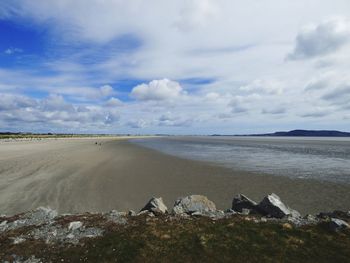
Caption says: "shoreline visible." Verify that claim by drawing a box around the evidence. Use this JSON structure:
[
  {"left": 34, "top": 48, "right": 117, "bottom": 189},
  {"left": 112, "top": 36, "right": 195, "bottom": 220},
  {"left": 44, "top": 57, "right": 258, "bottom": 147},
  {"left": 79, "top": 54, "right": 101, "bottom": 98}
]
[{"left": 0, "top": 138, "right": 349, "bottom": 215}]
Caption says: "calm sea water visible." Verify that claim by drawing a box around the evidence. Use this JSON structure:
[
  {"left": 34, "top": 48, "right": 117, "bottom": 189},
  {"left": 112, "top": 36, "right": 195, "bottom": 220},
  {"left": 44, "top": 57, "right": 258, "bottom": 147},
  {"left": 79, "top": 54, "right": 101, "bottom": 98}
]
[{"left": 131, "top": 136, "right": 350, "bottom": 184}]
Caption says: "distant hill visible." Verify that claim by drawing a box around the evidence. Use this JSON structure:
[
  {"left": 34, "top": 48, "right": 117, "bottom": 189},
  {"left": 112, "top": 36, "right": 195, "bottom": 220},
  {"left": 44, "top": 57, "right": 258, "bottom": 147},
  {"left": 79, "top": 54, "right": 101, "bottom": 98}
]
[{"left": 254, "top": 129, "right": 350, "bottom": 137}]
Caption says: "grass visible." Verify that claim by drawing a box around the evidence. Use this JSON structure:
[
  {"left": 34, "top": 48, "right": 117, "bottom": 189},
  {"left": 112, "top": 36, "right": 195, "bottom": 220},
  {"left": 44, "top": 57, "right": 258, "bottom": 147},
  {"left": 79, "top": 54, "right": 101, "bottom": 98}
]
[{"left": 1, "top": 215, "right": 350, "bottom": 263}]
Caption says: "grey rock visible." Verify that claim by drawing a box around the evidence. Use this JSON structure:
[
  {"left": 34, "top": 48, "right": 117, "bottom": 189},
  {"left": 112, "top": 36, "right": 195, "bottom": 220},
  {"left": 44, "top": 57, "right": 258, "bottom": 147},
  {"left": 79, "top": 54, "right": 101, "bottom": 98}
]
[
  {"left": 304, "top": 214, "right": 318, "bottom": 224},
  {"left": 172, "top": 195, "right": 216, "bottom": 215},
  {"left": 137, "top": 210, "right": 155, "bottom": 217},
  {"left": 140, "top": 197, "right": 168, "bottom": 214},
  {"left": 329, "top": 218, "right": 350, "bottom": 232},
  {"left": 68, "top": 221, "right": 83, "bottom": 231},
  {"left": 260, "top": 217, "right": 268, "bottom": 223},
  {"left": 232, "top": 194, "right": 257, "bottom": 212},
  {"left": 241, "top": 208, "right": 251, "bottom": 215},
  {"left": 257, "top": 193, "right": 301, "bottom": 219},
  {"left": 318, "top": 210, "right": 350, "bottom": 221},
  {"left": 128, "top": 210, "right": 136, "bottom": 216},
  {"left": 0, "top": 207, "right": 57, "bottom": 233},
  {"left": 12, "top": 237, "right": 26, "bottom": 245}
]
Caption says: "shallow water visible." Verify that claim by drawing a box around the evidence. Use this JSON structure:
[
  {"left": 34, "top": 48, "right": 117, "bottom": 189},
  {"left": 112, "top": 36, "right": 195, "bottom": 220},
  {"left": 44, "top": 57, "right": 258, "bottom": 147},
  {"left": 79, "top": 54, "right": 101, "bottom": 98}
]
[{"left": 131, "top": 136, "right": 350, "bottom": 184}]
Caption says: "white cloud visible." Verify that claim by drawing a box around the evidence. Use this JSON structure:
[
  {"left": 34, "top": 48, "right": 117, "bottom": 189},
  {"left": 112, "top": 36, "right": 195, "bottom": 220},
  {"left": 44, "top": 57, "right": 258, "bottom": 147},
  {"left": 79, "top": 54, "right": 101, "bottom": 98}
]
[
  {"left": 175, "top": 0, "right": 219, "bottom": 31},
  {"left": 99, "top": 85, "right": 114, "bottom": 97},
  {"left": 105, "top": 97, "right": 123, "bottom": 107},
  {"left": 4, "top": 48, "right": 23, "bottom": 55},
  {"left": 131, "top": 79, "right": 185, "bottom": 101},
  {"left": 288, "top": 17, "right": 350, "bottom": 60},
  {"left": 239, "top": 79, "right": 284, "bottom": 95}
]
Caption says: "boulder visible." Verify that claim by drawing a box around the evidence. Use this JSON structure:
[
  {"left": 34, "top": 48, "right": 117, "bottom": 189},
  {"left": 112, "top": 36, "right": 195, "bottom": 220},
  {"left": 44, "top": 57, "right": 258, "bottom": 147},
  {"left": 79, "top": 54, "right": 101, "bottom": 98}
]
[
  {"left": 128, "top": 210, "right": 137, "bottom": 216},
  {"left": 257, "top": 193, "right": 300, "bottom": 219},
  {"left": 329, "top": 218, "right": 350, "bottom": 232},
  {"left": 68, "top": 221, "right": 83, "bottom": 231},
  {"left": 172, "top": 195, "right": 216, "bottom": 215},
  {"left": 140, "top": 197, "right": 168, "bottom": 214},
  {"left": 232, "top": 194, "right": 257, "bottom": 213}
]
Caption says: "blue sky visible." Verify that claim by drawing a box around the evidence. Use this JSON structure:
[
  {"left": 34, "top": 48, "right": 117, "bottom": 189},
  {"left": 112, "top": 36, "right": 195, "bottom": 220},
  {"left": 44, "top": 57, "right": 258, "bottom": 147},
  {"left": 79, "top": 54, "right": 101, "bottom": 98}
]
[{"left": 0, "top": 0, "right": 350, "bottom": 134}]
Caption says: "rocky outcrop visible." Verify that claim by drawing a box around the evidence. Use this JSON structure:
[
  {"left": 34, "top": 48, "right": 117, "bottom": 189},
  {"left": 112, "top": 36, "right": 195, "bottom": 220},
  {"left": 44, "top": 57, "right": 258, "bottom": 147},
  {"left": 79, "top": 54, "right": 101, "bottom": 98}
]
[
  {"left": 0, "top": 192, "right": 348, "bottom": 254},
  {"left": 141, "top": 197, "right": 168, "bottom": 214},
  {"left": 257, "top": 193, "right": 301, "bottom": 219},
  {"left": 0, "top": 207, "right": 58, "bottom": 233},
  {"left": 172, "top": 195, "right": 216, "bottom": 215}
]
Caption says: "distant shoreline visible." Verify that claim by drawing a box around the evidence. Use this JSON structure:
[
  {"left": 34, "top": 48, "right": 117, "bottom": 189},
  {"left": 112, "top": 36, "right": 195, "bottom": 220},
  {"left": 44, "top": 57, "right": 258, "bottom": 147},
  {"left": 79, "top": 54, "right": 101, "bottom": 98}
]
[{"left": 212, "top": 129, "right": 350, "bottom": 137}]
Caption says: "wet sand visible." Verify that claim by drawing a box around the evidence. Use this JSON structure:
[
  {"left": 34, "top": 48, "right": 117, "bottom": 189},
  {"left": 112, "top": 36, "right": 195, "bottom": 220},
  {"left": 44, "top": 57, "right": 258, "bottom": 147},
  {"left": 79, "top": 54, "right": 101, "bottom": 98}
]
[{"left": 0, "top": 138, "right": 349, "bottom": 215}]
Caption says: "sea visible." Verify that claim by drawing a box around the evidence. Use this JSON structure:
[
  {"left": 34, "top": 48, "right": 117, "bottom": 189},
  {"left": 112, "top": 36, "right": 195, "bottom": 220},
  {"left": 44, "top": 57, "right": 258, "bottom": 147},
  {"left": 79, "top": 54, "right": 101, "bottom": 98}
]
[{"left": 131, "top": 136, "right": 350, "bottom": 184}]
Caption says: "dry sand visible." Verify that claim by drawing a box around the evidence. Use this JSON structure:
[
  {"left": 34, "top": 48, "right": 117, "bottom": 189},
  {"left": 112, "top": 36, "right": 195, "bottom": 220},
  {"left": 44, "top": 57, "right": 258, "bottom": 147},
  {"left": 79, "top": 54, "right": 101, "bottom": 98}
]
[{"left": 0, "top": 138, "right": 349, "bottom": 215}]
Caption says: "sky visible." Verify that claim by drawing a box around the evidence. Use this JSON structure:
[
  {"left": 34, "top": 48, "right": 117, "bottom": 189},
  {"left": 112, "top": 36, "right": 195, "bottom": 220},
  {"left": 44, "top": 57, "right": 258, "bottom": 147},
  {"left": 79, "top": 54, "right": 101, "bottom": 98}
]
[{"left": 0, "top": 0, "right": 350, "bottom": 135}]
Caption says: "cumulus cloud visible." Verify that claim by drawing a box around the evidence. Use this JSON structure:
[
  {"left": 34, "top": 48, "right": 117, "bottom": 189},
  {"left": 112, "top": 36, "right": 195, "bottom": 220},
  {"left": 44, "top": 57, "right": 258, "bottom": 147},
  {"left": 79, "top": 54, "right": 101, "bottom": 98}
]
[
  {"left": 99, "top": 85, "right": 114, "bottom": 97},
  {"left": 288, "top": 17, "right": 350, "bottom": 60},
  {"left": 105, "top": 97, "right": 123, "bottom": 107},
  {"left": 157, "top": 114, "right": 193, "bottom": 127},
  {"left": 322, "top": 84, "right": 350, "bottom": 106},
  {"left": 131, "top": 79, "right": 185, "bottom": 101},
  {"left": 239, "top": 79, "right": 284, "bottom": 95},
  {"left": 4, "top": 47, "right": 23, "bottom": 55},
  {"left": 126, "top": 119, "right": 147, "bottom": 129},
  {"left": 0, "top": 93, "right": 120, "bottom": 130},
  {"left": 175, "top": 0, "right": 219, "bottom": 31},
  {"left": 0, "top": 94, "right": 36, "bottom": 111},
  {"left": 228, "top": 94, "right": 263, "bottom": 114}
]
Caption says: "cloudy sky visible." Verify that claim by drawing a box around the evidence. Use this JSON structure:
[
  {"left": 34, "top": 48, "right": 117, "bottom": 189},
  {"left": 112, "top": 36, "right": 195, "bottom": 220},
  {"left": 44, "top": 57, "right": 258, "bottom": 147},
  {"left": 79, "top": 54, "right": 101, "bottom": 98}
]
[{"left": 1, "top": 0, "right": 350, "bottom": 134}]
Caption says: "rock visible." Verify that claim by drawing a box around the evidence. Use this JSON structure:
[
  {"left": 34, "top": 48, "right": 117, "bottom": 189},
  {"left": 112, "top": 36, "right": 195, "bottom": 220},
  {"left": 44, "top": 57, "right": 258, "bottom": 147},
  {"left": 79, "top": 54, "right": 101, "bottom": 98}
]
[
  {"left": 232, "top": 194, "right": 257, "bottom": 212},
  {"left": 128, "top": 210, "right": 136, "bottom": 216},
  {"left": 12, "top": 237, "right": 26, "bottom": 244},
  {"left": 329, "top": 218, "right": 350, "bottom": 232},
  {"left": 282, "top": 223, "right": 293, "bottom": 230},
  {"left": 241, "top": 208, "right": 251, "bottom": 215},
  {"left": 303, "top": 214, "right": 318, "bottom": 224},
  {"left": 318, "top": 210, "right": 350, "bottom": 221},
  {"left": 68, "top": 221, "right": 83, "bottom": 231},
  {"left": 260, "top": 217, "right": 268, "bottom": 223},
  {"left": 257, "top": 193, "right": 300, "bottom": 219},
  {"left": 23, "top": 207, "right": 58, "bottom": 226},
  {"left": 137, "top": 210, "right": 155, "bottom": 217},
  {"left": 141, "top": 197, "right": 168, "bottom": 214},
  {"left": 172, "top": 195, "right": 216, "bottom": 215}
]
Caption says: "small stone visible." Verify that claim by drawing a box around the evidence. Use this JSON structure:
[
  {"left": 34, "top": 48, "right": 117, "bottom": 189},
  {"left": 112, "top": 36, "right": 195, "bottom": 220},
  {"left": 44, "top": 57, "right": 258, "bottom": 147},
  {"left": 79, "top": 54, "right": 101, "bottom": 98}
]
[
  {"left": 282, "top": 223, "right": 293, "bottom": 230},
  {"left": 12, "top": 237, "right": 26, "bottom": 244},
  {"left": 68, "top": 221, "right": 83, "bottom": 231},
  {"left": 160, "top": 234, "right": 171, "bottom": 240},
  {"left": 241, "top": 208, "right": 251, "bottom": 215},
  {"left": 128, "top": 210, "right": 136, "bottom": 216},
  {"left": 66, "top": 233, "right": 75, "bottom": 239}
]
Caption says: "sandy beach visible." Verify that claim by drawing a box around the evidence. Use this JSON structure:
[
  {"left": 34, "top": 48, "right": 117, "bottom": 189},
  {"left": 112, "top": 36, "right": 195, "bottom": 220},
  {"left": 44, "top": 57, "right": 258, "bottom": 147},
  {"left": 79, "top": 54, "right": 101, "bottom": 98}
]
[{"left": 0, "top": 137, "right": 349, "bottom": 215}]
